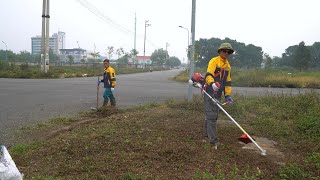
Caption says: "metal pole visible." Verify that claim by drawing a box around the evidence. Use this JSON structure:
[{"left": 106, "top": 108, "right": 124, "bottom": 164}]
[
  {"left": 166, "top": 42, "right": 169, "bottom": 65},
  {"left": 188, "top": 0, "right": 196, "bottom": 101},
  {"left": 41, "top": 0, "right": 46, "bottom": 72},
  {"left": 1, "top": 41, "right": 7, "bottom": 61},
  {"left": 45, "top": 0, "right": 50, "bottom": 73},
  {"left": 143, "top": 20, "right": 150, "bottom": 57},
  {"left": 134, "top": 13, "right": 137, "bottom": 65}
]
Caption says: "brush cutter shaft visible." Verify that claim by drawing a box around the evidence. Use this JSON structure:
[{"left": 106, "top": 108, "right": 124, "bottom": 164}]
[
  {"left": 97, "top": 76, "right": 100, "bottom": 109},
  {"left": 202, "top": 90, "right": 266, "bottom": 155}
]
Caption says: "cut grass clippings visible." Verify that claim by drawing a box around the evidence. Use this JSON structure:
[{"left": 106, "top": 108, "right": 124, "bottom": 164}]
[{"left": 10, "top": 93, "right": 320, "bottom": 179}]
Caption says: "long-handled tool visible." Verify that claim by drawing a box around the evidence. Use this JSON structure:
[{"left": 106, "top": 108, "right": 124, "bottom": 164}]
[
  {"left": 91, "top": 76, "right": 100, "bottom": 111},
  {"left": 192, "top": 81, "right": 267, "bottom": 156}
]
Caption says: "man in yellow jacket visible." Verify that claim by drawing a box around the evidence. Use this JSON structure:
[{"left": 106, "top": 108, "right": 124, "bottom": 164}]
[
  {"left": 99, "top": 59, "right": 117, "bottom": 106},
  {"left": 204, "top": 42, "right": 234, "bottom": 149}
]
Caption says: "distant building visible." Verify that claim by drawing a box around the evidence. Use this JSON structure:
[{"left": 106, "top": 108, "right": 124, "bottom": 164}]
[
  {"left": 31, "top": 31, "right": 66, "bottom": 55},
  {"left": 128, "top": 56, "right": 152, "bottom": 67},
  {"left": 59, "top": 48, "right": 87, "bottom": 63}
]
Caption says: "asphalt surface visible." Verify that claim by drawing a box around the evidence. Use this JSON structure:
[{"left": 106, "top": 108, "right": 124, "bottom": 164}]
[{"left": 1, "top": 69, "right": 319, "bottom": 145}]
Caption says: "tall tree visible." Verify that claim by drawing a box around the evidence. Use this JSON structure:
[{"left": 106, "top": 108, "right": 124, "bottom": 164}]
[
  {"left": 293, "top": 41, "right": 311, "bottom": 71},
  {"left": 151, "top": 48, "right": 168, "bottom": 66},
  {"left": 67, "top": 55, "right": 74, "bottom": 66},
  {"left": 48, "top": 49, "right": 58, "bottom": 64},
  {"left": 194, "top": 37, "right": 263, "bottom": 68},
  {"left": 281, "top": 45, "right": 298, "bottom": 67},
  {"left": 310, "top": 42, "right": 320, "bottom": 68},
  {"left": 263, "top": 53, "right": 273, "bottom": 69},
  {"left": 166, "top": 56, "right": 181, "bottom": 67},
  {"left": 106, "top": 46, "right": 114, "bottom": 59},
  {"left": 90, "top": 52, "right": 100, "bottom": 60},
  {"left": 116, "top": 47, "right": 124, "bottom": 59},
  {"left": 129, "top": 49, "right": 139, "bottom": 57},
  {"left": 17, "top": 50, "right": 33, "bottom": 63},
  {"left": 117, "top": 54, "right": 129, "bottom": 65}
]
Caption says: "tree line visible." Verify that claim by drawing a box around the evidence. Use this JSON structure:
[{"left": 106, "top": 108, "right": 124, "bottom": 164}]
[
  {"left": 0, "top": 47, "right": 181, "bottom": 68},
  {"left": 272, "top": 41, "right": 320, "bottom": 71},
  {"left": 193, "top": 37, "right": 320, "bottom": 71}
]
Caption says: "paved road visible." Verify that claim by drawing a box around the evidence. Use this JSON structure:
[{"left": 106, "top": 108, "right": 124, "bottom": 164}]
[{"left": 1, "top": 69, "right": 319, "bottom": 145}]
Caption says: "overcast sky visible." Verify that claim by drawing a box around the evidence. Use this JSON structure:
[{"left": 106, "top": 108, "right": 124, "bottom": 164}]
[{"left": 0, "top": 0, "right": 319, "bottom": 63}]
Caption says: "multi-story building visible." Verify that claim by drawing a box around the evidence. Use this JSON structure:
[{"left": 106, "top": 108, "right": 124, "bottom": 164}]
[
  {"left": 31, "top": 31, "right": 66, "bottom": 55},
  {"left": 59, "top": 48, "right": 87, "bottom": 63}
]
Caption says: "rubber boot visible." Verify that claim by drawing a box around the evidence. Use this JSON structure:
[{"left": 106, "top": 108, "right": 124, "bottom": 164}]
[
  {"left": 103, "top": 98, "right": 109, "bottom": 106},
  {"left": 110, "top": 98, "right": 116, "bottom": 107}
]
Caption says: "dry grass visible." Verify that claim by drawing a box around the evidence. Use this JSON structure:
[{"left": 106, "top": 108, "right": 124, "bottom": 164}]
[{"left": 173, "top": 69, "right": 320, "bottom": 88}]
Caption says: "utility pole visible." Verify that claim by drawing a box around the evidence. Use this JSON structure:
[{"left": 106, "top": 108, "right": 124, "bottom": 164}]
[
  {"left": 188, "top": 0, "right": 196, "bottom": 101},
  {"left": 1, "top": 41, "right": 7, "bottom": 61},
  {"left": 134, "top": 13, "right": 137, "bottom": 65},
  {"left": 143, "top": 20, "right": 151, "bottom": 57},
  {"left": 41, "top": 0, "right": 50, "bottom": 73}
]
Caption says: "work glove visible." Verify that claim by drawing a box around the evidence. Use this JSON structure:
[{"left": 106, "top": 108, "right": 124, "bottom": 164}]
[
  {"left": 111, "top": 87, "right": 115, "bottom": 91},
  {"left": 225, "top": 96, "right": 233, "bottom": 104},
  {"left": 212, "top": 82, "right": 220, "bottom": 91}
]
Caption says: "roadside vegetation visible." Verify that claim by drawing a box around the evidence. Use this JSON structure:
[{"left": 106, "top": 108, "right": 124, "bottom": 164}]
[
  {"left": 0, "top": 61, "right": 165, "bottom": 79},
  {"left": 10, "top": 93, "right": 320, "bottom": 179},
  {"left": 173, "top": 68, "right": 320, "bottom": 88}
]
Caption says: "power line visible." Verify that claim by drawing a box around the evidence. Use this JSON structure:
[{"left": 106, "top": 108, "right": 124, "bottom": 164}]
[
  {"left": 75, "top": 0, "right": 160, "bottom": 50},
  {"left": 76, "top": 0, "right": 131, "bottom": 34}
]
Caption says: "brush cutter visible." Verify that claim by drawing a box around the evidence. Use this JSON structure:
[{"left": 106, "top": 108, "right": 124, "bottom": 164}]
[
  {"left": 91, "top": 76, "right": 100, "bottom": 111},
  {"left": 189, "top": 74, "right": 267, "bottom": 156}
]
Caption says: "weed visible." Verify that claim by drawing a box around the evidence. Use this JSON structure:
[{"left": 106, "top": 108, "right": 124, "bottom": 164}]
[
  {"left": 9, "top": 143, "right": 40, "bottom": 156},
  {"left": 305, "top": 152, "right": 320, "bottom": 170},
  {"left": 279, "top": 163, "right": 311, "bottom": 179}
]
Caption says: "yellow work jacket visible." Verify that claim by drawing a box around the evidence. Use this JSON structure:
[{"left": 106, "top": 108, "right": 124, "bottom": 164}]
[
  {"left": 102, "top": 66, "right": 116, "bottom": 88},
  {"left": 205, "top": 56, "right": 232, "bottom": 97}
]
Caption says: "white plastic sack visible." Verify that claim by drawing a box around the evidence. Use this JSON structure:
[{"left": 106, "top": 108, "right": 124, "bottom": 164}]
[{"left": 0, "top": 145, "right": 22, "bottom": 180}]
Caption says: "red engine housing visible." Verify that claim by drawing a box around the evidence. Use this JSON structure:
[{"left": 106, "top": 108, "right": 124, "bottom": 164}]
[{"left": 191, "top": 73, "right": 204, "bottom": 84}]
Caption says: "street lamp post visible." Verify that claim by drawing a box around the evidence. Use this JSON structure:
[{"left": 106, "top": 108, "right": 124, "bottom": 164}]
[
  {"left": 178, "top": 25, "right": 190, "bottom": 72},
  {"left": 1, "top": 41, "right": 8, "bottom": 61},
  {"left": 76, "top": 41, "right": 81, "bottom": 62},
  {"left": 143, "top": 20, "right": 151, "bottom": 57}
]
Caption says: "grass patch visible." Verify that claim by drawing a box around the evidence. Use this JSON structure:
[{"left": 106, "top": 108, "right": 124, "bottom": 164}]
[
  {"left": 10, "top": 94, "right": 320, "bottom": 178},
  {"left": 173, "top": 68, "right": 320, "bottom": 88},
  {"left": 9, "top": 143, "right": 41, "bottom": 157},
  {"left": 279, "top": 163, "right": 312, "bottom": 179},
  {"left": 0, "top": 63, "right": 168, "bottom": 79}
]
